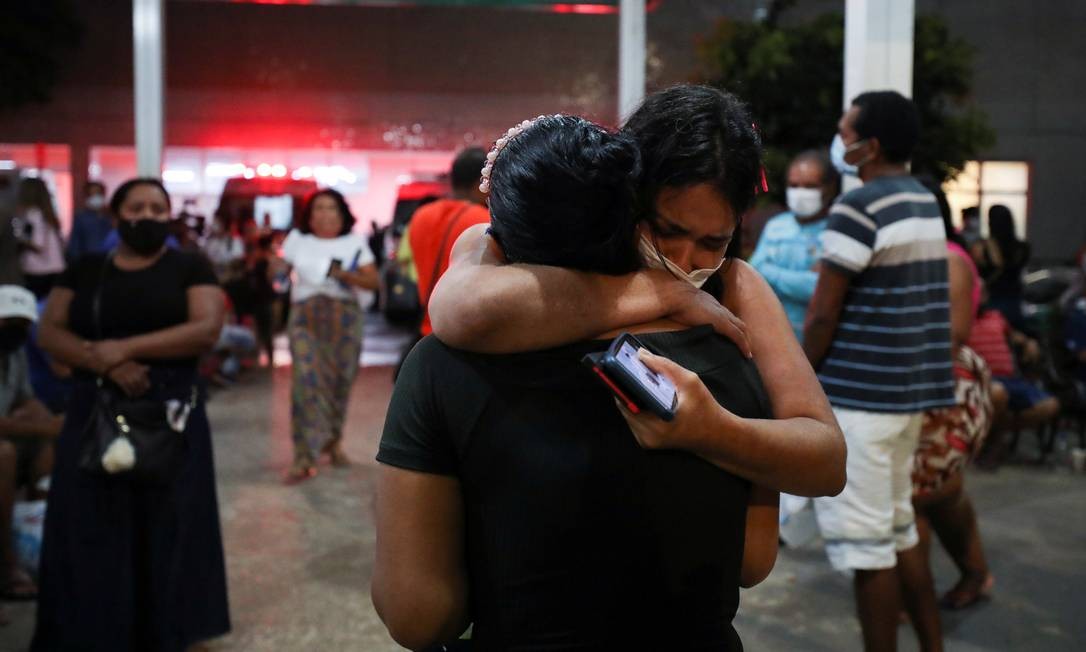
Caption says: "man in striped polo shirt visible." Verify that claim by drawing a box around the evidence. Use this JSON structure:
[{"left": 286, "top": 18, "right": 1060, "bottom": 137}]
[{"left": 805, "top": 91, "right": 955, "bottom": 652}]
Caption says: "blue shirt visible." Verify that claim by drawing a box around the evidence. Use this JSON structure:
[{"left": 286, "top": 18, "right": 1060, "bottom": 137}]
[
  {"left": 749, "top": 211, "right": 827, "bottom": 341},
  {"left": 67, "top": 209, "right": 114, "bottom": 261},
  {"left": 817, "top": 176, "right": 955, "bottom": 413}
]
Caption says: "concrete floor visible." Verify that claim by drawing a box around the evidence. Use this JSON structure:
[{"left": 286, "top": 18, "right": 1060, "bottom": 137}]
[{"left": 4, "top": 361, "right": 1086, "bottom": 651}]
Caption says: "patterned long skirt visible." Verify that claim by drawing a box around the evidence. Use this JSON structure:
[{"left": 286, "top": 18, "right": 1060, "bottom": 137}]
[
  {"left": 288, "top": 295, "right": 364, "bottom": 462},
  {"left": 913, "top": 345, "right": 994, "bottom": 496}
]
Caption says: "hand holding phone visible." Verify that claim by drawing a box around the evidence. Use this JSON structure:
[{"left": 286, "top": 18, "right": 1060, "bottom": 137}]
[{"left": 583, "top": 333, "right": 678, "bottom": 421}]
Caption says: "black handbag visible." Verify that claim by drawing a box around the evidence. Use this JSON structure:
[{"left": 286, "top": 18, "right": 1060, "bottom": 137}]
[
  {"left": 78, "top": 253, "right": 194, "bottom": 484},
  {"left": 381, "top": 262, "right": 421, "bottom": 324}
]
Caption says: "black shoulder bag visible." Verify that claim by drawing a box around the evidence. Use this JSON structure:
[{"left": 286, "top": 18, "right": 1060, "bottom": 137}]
[{"left": 78, "top": 254, "right": 194, "bottom": 485}]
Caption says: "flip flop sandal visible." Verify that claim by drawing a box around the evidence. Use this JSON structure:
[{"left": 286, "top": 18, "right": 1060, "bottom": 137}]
[{"left": 940, "top": 573, "right": 994, "bottom": 610}]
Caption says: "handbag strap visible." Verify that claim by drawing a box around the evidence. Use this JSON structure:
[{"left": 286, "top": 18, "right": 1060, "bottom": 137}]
[
  {"left": 92, "top": 252, "right": 113, "bottom": 342},
  {"left": 422, "top": 202, "right": 473, "bottom": 308}
]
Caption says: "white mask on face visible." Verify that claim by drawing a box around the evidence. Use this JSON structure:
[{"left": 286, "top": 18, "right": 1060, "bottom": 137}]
[
  {"left": 638, "top": 235, "right": 726, "bottom": 288},
  {"left": 786, "top": 187, "right": 824, "bottom": 218},
  {"left": 86, "top": 195, "right": 106, "bottom": 211}
]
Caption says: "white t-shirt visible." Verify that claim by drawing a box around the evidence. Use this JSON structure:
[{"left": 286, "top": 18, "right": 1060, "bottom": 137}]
[
  {"left": 281, "top": 230, "right": 375, "bottom": 304},
  {"left": 19, "top": 208, "right": 66, "bottom": 275}
]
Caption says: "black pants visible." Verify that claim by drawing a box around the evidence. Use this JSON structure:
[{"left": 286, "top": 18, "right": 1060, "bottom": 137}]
[{"left": 24, "top": 272, "right": 60, "bottom": 299}]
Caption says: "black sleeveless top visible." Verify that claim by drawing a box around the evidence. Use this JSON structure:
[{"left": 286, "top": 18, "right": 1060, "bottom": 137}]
[{"left": 379, "top": 325, "right": 771, "bottom": 651}]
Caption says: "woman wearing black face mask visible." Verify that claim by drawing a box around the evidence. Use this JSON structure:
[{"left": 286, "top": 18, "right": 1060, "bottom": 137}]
[{"left": 33, "top": 178, "right": 231, "bottom": 650}]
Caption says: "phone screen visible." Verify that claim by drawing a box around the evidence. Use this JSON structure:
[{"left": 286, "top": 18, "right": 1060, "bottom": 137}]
[{"left": 614, "top": 341, "right": 676, "bottom": 409}]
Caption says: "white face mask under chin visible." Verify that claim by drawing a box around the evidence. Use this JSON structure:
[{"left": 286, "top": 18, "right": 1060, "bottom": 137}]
[{"left": 638, "top": 235, "right": 726, "bottom": 289}]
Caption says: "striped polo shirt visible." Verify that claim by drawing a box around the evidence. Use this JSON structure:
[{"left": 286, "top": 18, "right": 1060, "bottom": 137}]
[{"left": 817, "top": 175, "right": 956, "bottom": 413}]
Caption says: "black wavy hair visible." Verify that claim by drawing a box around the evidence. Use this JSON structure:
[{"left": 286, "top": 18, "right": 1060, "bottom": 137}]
[
  {"left": 622, "top": 85, "right": 764, "bottom": 221},
  {"left": 852, "top": 90, "right": 920, "bottom": 164},
  {"left": 109, "top": 177, "right": 172, "bottom": 215},
  {"left": 298, "top": 188, "right": 356, "bottom": 236},
  {"left": 487, "top": 115, "right": 642, "bottom": 275},
  {"left": 450, "top": 147, "right": 487, "bottom": 191}
]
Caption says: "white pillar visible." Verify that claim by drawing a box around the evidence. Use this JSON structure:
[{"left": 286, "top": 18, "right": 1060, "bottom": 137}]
[
  {"left": 133, "top": 0, "right": 165, "bottom": 176},
  {"left": 842, "top": 0, "right": 914, "bottom": 189},
  {"left": 843, "top": 0, "right": 914, "bottom": 105},
  {"left": 618, "top": 0, "right": 646, "bottom": 123}
]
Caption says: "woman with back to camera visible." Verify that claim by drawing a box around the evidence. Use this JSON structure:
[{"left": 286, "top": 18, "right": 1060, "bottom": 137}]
[
  {"left": 374, "top": 114, "right": 792, "bottom": 650},
  {"left": 429, "top": 86, "right": 846, "bottom": 499},
  {"left": 278, "top": 188, "right": 379, "bottom": 482},
  {"left": 33, "top": 178, "right": 230, "bottom": 650},
  {"left": 904, "top": 178, "right": 998, "bottom": 614},
  {"left": 15, "top": 177, "right": 66, "bottom": 299}
]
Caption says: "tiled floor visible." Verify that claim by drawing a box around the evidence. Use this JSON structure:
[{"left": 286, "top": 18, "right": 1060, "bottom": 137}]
[{"left": 5, "top": 360, "right": 1085, "bottom": 650}]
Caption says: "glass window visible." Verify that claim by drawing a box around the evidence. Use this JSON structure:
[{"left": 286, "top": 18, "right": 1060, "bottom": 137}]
[{"left": 944, "top": 160, "right": 1030, "bottom": 239}]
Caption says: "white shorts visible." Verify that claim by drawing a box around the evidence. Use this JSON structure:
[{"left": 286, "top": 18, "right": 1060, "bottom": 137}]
[{"left": 813, "top": 407, "right": 922, "bottom": 571}]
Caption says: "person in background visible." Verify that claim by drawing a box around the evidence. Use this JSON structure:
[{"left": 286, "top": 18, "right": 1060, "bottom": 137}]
[
  {"left": 0, "top": 285, "right": 63, "bottom": 603},
  {"left": 407, "top": 148, "right": 490, "bottom": 338},
  {"left": 280, "top": 189, "right": 379, "bottom": 481},
  {"left": 15, "top": 178, "right": 66, "bottom": 299},
  {"left": 26, "top": 297, "right": 72, "bottom": 414},
  {"left": 959, "top": 205, "right": 982, "bottom": 250},
  {"left": 66, "top": 181, "right": 112, "bottom": 262},
  {"left": 750, "top": 150, "right": 839, "bottom": 341},
  {"left": 204, "top": 211, "right": 245, "bottom": 283},
  {"left": 906, "top": 178, "right": 997, "bottom": 614},
  {"left": 806, "top": 90, "right": 953, "bottom": 652},
  {"left": 976, "top": 204, "right": 1030, "bottom": 331},
  {"left": 33, "top": 177, "right": 230, "bottom": 650},
  {"left": 968, "top": 286, "right": 1060, "bottom": 433},
  {"left": 748, "top": 149, "right": 839, "bottom": 542}
]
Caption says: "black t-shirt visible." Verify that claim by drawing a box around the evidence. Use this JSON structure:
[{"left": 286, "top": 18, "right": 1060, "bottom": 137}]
[
  {"left": 379, "top": 326, "right": 771, "bottom": 651},
  {"left": 59, "top": 250, "right": 219, "bottom": 370}
]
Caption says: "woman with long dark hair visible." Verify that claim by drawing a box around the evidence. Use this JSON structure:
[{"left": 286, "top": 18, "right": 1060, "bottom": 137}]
[
  {"left": 429, "top": 86, "right": 845, "bottom": 497},
  {"left": 280, "top": 188, "right": 379, "bottom": 481},
  {"left": 15, "top": 178, "right": 66, "bottom": 298},
  {"left": 976, "top": 204, "right": 1030, "bottom": 329},
  {"left": 34, "top": 178, "right": 230, "bottom": 650},
  {"left": 906, "top": 178, "right": 997, "bottom": 612}
]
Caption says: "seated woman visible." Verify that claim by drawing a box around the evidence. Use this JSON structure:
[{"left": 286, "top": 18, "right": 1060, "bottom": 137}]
[
  {"left": 373, "top": 115, "right": 794, "bottom": 651},
  {"left": 428, "top": 85, "right": 845, "bottom": 499}
]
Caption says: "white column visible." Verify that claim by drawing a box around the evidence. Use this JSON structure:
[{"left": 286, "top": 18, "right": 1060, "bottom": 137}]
[
  {"left": 618, "top": 0, "right": 646, "bottom": 123},
  {"left": 133, "top": 0, "right": 165, "bottom": 176},
  {"left": 843, "top": 0, "right": 914, "bottom": 105}
]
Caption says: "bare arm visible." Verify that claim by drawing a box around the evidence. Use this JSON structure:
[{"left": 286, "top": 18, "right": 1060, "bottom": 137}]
[
  {"left": 0, "top": 399, "right": 63, "bottom": 439},
  {"left": 802, "top": 266, "right": 851, "bottom": 368},
  {"left": 429, "top": 225, "right": 750, "bottom": 356},
  {"left": 39, "top": 288, "right": 109, "bottom": 373},
  {"left": 947, "top": 253, "right": 975, "bottom": 354},
  {"left": 622, "top": 262, "right": 846, "bottom": 497},
  {"left": 739, "top": 484, "right": 779, "bottom": 588},
  {"left": 331, "top": 262, "right": 380, "bottom": 291},
  {"left": 372, "top": 465, "right": 470, "bottom": 650}
]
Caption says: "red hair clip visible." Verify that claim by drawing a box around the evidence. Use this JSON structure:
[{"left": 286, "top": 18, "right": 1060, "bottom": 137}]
[{"left": 751, "top": 122, "right": 769, "bottom": 195}]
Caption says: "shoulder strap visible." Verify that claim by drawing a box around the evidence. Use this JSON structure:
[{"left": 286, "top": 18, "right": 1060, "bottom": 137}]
[
  {"left": 92, "top": 253, "right": 113, "bottom": 342},
  {"left": 423, "top": 202, "right": 474, "bottom": 308}
]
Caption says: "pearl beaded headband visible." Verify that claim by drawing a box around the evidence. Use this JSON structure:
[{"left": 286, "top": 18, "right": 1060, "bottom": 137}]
[{"left": 479, "top": 114, "right": 562, "bottom": 194}]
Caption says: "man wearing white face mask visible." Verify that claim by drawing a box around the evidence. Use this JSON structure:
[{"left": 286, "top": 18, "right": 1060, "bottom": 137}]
[
  {"left": 806, "top": 90, "right": 953, "bottom": 652},
  {"left": 749, "top": 150, "right": 840, "bottom": 342}
]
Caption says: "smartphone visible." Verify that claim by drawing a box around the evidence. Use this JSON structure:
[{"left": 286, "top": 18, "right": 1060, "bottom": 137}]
[{"left": 583, "top": 333, "right": 678, "bottom": 421}]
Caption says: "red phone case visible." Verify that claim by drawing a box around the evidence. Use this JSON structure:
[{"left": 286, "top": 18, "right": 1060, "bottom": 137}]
[{"left": 590, "top": 365, "right": 641, "bottom": 415}]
